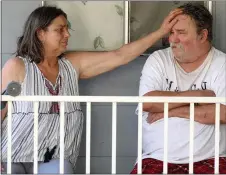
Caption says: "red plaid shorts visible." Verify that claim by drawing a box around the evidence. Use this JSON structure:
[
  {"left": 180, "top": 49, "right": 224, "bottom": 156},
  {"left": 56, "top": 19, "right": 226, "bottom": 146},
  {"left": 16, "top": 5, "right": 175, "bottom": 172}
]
[{"left": 131, "top": 157, "right": 226, "bottom": 174}]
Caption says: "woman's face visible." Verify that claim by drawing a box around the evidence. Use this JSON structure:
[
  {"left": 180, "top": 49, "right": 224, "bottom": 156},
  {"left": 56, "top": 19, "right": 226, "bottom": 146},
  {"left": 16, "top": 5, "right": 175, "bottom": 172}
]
[{"left": 38, "top": 15, "right": 70, "bottom": 56}]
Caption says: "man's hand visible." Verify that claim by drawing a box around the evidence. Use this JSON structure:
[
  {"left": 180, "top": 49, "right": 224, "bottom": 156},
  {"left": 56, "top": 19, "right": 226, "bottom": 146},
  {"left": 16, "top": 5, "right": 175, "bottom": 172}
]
[
  {"left": 147, "top": 112, "right": 164, "bottom": 124},
  {"left": 199, "top": 90, "right": 216, "bottom": 97},
  {"left": 197, "top": 90, "right": 216, "bottom": 106},
  {"left": 158, "top": 8, "right": 182, "bottom": 36}
]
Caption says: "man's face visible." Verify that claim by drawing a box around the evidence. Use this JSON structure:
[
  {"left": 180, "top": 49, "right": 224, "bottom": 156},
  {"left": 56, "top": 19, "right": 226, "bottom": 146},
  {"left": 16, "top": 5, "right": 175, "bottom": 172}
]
[{"left": 168, "top": 14, "right": 202, "bottom": 63}]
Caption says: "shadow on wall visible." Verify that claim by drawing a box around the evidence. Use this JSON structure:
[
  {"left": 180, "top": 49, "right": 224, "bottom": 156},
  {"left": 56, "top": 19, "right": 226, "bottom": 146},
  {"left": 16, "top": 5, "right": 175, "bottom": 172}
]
[
  {"left": 76, "top": 57, "right": 147, "bottom": 173},
  {"left": 79, "top": 57, "right": 147, "bottom": 96}
]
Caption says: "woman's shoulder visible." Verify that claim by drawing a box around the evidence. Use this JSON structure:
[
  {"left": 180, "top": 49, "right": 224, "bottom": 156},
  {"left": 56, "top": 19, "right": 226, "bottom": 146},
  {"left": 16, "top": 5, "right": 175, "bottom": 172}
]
[
  {"left": 4, "top": 56, "right": 24, "bottom": 66},
  {"left": 3, "top": 57, "right": 25, "bottom": 73},
  {"left": 2, "top": 57, "right": 25, "bottom": 86},
  {"left": 60, "top": 53, "right": 80, "bottom": 75},
  {"left": 63, "top": 52, "right": 80, "bottom": 69}
]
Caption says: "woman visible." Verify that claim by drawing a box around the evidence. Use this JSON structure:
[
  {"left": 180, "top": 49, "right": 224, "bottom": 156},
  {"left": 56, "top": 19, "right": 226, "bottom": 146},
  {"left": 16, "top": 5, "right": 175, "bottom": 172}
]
[{"left": 1, "top": 6, "right": 181, "bottom": 174}]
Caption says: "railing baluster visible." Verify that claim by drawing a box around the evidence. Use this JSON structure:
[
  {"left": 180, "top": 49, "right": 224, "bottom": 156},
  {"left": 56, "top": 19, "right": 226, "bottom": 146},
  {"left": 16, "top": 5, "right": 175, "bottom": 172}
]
[
  {"left": 86, "top": 102, "right": 91, "bottom": 174},
  {"left": 189, "top": 103, "right": 195, "bottom": 174},
  {"left": 7, "top": 101, "right": 12, "bottom": 174},
  {"left": 163, "top": 103, "right": 169, "bottom": 174},
  {"left": 60, "top": 102, "right": 65, "bottom": 174},
  {"left": 137, "top": 102, "right": 143, "bottom": 174},
  {"left": 33, "top": 102, "right": 39, "bottom": 174},
  {"left": 2, "top": 95, "right": 223, "bottom": 174},
  {"left": 111, "top": 102, "right": 117, "bottom": 174},
  {"left": 215, "top": 103, "right": 220, "bottom": 174}
]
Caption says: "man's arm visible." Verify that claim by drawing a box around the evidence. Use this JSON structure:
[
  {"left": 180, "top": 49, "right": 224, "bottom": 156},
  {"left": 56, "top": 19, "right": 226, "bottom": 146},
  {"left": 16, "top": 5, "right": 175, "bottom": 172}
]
[
  {"left": 65, "top": 9, "right": 182, "bottom": 79},
  {"left": 143, "top": 90, "right": 215, "bottom": 113},
  {"left": 168, "top": 104, "right": 226, "bottom": 124},
  {"left": 147, "top": 104, "right": 226, "bottom": 124}
]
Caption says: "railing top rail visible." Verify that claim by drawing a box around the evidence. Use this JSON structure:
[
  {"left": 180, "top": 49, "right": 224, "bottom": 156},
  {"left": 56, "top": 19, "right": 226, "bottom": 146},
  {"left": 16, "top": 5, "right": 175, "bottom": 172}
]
[{"left": 2, "top": 95, "right": 225, "bottom": 103}]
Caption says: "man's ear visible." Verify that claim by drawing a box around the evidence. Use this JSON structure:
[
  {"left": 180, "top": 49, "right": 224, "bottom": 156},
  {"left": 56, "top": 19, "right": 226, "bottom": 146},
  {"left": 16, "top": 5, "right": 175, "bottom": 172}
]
[{"left": 198, "top": 29, "right": 208, "bottom": 43}]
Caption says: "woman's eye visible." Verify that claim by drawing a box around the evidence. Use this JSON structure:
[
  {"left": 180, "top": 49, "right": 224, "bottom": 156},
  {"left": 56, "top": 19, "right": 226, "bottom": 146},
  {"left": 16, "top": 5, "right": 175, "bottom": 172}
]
[{"left": 56, "top": 28, "right": 63, "bottom": 33}]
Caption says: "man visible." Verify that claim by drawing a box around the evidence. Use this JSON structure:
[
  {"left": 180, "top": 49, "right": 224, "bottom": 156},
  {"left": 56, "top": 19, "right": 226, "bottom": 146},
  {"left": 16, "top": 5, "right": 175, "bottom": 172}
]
[{"left": 131, "top": 3, "right": 226, "bottom": 174}]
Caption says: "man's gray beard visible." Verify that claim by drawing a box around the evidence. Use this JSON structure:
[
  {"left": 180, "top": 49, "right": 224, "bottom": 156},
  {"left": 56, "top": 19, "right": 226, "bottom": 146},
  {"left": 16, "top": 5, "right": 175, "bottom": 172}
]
[
  {"left": 170, "top": 43, "right": 186, "bottom": 62},
  {"left": 170, "top": 42, "right": 184, "bottom": 50}
]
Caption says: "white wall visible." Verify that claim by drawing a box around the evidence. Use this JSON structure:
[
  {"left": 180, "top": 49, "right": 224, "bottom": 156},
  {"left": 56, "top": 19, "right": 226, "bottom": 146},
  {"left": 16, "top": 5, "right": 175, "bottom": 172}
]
[{"left": 1, "top": 1, "right": 41, "bottom": 67}]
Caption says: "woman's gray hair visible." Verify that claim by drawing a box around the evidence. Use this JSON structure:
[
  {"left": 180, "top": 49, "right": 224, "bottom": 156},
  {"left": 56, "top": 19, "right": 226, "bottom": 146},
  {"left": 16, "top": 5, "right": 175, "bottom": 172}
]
[{"left": 16, "top": 6, "right": 67, "bottom": 63}]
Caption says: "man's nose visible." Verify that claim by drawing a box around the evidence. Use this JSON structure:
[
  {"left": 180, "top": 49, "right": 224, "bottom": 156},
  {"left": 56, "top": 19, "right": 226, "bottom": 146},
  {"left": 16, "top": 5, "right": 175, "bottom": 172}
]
[{"left": 169, "top": 33, "right": 180, "bottom": 43}]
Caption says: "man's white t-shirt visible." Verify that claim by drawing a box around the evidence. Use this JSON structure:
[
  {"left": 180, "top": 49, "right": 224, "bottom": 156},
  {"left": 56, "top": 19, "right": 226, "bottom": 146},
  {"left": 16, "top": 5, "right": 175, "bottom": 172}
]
[{"left": 138, "top": 47, "right": 226, "bottom": 163}]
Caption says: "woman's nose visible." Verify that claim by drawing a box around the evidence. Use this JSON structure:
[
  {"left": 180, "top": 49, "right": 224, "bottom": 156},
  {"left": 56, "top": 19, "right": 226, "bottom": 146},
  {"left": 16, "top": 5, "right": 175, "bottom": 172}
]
[{"left": 65, "top": 29, "right": 70, "bottom": 38}]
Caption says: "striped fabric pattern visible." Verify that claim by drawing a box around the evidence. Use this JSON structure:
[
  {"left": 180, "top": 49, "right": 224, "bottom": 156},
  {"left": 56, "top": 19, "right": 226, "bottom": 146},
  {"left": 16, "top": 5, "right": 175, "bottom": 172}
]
[{"left": 1, "top": 57, "right": 84, "bottom": 169}]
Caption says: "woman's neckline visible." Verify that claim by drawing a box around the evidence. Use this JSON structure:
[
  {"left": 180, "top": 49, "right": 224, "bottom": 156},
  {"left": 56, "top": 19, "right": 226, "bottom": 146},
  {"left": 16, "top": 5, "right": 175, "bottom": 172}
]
[{"left": 34, "top": 59, "right": 61, "bottom": 88}]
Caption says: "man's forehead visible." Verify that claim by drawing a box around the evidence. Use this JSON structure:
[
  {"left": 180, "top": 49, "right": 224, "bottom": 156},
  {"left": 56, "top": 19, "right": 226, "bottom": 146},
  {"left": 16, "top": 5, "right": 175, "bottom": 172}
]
[
  {"left": 175, "top": 14, "right": 190, "bottom": 21},
  {"left": 173, "top": 14, "right": 194, "bottom": 28}
]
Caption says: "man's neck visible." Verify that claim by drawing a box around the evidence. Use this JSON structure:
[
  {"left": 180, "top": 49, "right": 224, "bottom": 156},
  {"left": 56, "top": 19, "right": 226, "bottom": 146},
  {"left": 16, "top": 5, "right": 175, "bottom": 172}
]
[{"left": 178, "top": 44, "right": 212, "bottom": 73}]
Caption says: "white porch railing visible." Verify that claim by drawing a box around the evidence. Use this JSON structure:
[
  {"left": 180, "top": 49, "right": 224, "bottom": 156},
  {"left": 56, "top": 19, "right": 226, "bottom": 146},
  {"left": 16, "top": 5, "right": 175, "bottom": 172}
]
[{"left": 2, "top": 95, "right": 224, "bottom": 174}]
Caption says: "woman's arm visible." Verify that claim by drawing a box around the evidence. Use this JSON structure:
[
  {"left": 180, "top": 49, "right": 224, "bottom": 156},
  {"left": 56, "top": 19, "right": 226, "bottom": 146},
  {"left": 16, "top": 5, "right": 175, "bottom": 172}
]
[
  {"left": 65, "top": 9, "right": 182, "bottom": 79},
  {"left": 1, "top": 57, "right": 25, "bottom": 121}
]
